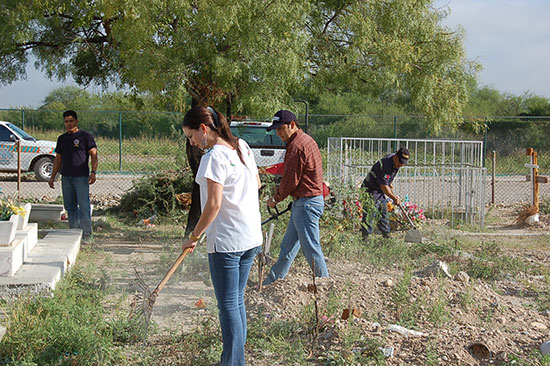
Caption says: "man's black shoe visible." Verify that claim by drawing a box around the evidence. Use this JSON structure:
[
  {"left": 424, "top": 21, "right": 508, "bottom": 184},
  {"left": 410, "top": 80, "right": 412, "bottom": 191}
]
[{"left": 382, "top": 232, "right": 390, "bottom": 239}]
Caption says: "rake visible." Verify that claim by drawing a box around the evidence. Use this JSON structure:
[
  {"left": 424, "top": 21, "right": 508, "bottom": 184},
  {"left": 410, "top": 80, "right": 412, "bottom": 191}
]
[
  {"left": 130, "top": 240, "right": 200, "bottom": 326},
  {"left": 398, "top": 203, "right": 423, "bottom": 243}
]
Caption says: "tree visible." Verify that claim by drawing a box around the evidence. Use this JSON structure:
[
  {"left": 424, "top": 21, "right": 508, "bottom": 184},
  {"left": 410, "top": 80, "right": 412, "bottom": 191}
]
[{"left": 0, "top": 0, "right": 477, "bottom": 130}]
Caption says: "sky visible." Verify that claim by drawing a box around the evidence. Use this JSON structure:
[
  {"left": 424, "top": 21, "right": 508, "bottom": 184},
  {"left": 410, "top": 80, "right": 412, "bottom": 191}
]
[{"left": 0, "top": 0, "right": 549, "bottom": 109}]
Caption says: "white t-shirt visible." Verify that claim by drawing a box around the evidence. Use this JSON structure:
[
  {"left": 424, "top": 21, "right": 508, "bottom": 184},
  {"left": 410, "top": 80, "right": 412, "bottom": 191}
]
[{"left": 196, "top": 139, "right": 262, "bottom": 253}]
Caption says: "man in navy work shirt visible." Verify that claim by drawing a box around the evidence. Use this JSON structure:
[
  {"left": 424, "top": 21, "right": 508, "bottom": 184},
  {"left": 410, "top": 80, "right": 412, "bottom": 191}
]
[
  {"left": 361, "top": 147, "right": 409, "bottom": 241},
  {"left": 49, "top": 110, "right": 98, "bottom": 240}
]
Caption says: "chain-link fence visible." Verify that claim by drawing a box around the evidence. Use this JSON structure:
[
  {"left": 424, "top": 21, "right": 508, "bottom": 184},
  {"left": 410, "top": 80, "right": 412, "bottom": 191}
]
[
  {"left": 0, "top": 109, "right": 185, "bottom": 199},
  {"left": 327, "top": 137, "right": 486, "bottom": 227},
  {"left": 1, "top": 108, "right": 548, "bottom": 207},
  {"left": 305, "top": 114, "right": 549, "bottom": 206}
]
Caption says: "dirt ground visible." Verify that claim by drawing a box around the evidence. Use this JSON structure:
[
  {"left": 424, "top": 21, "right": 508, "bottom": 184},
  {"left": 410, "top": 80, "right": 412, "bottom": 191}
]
[{"left": 87, "top": 203, "right": 550, "bottom": 365}]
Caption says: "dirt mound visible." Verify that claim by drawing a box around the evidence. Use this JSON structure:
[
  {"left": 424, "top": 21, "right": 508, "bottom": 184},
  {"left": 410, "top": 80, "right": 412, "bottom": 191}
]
[{"left": 245, "top": 257, "right": 550, "bottom": 365}]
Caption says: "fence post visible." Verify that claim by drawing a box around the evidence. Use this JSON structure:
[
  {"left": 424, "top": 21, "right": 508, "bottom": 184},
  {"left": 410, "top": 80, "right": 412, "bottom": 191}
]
[
  {"left": 482, "top": 118, "right": 488, "bottom": 168},
  {"left": 21, "top": 109, "right": 25, "bottom": 130},
  {"left": 119, "top": 111, "right": 122, "bottom": 171},
  {"left": 294, "top": 99, "right": 309, "bottom": 133},
  {"left": 393, "top": 116, "right": 397, "bottom": 150},
  {"left": 491, "top": 151, "right": 496, "bottom": 205},
  {"left": 17, "top": 140, "right": 21, "bottom": 194}
]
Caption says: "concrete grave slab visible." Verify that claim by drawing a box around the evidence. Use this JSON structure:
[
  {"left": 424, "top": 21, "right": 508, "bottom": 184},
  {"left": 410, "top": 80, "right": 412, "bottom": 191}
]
[
  {"left": 0, "top": 229, "right": 81, "bottom": 299},
  {"left": 0, "top": 237, "right": 25, "bottom": 277},
  {"left": 15, "top": 223, "right": 38, "bottom": 261},
  {"left": 29, "top": 204, "right": 65, "bottom": 222}
]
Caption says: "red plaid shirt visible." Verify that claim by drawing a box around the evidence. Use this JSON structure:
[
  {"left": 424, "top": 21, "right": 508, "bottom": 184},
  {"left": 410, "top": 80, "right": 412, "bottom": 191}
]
[{"left": 274, "top": 129, "right": 323, "bottom": 202}]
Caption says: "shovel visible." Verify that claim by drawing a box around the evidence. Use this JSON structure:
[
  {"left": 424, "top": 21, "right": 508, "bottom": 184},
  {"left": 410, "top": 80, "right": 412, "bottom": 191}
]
[{"left": 398, "top": 203, "right": 423, "bottom": 243}]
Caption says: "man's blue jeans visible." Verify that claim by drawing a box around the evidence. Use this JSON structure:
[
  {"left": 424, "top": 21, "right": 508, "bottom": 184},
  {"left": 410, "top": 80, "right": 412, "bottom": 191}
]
[
  {"left": 267, "top": 195, "right": 329, "bottom": 282},
  {"left": 61, "top": 175, "right": 92, "bottom": 237},
  {"left": 361, "top": 194, "right": 390, "bottom": 237},
  {"left": 209, "top": 246, "right": 259, "bottom": 366}
]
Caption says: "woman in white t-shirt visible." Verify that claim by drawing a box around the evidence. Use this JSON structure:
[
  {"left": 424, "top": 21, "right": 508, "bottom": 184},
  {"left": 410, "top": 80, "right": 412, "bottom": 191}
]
[{"left": 182, "top": 106, "right": 262, "bottom": 366}]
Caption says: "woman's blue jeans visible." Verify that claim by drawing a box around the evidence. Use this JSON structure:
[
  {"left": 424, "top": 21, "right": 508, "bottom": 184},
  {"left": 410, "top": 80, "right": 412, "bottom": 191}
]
[
  {"left": 267, "top": 195, "right": 329, "bottom": 281},
  {"left": 208, "top": 246, "right": 259, "bottom": 366},
  {"left": 61, "top": 175, "right": 92, "bottom": 237}
]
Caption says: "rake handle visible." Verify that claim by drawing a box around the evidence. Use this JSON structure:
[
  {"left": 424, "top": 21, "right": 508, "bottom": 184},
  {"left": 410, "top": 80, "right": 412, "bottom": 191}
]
[
  {"left": 398, "top": 203, "right": 417, "bottom": 229},
  {"left": 153, "top": 247, "right": 192, "bottom": 296}
]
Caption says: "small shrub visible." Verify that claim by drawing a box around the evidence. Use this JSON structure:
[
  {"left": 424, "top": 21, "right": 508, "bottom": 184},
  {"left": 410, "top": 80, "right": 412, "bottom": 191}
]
[{"left": 117, "top": 169, "right": 194, "bottom": 220}]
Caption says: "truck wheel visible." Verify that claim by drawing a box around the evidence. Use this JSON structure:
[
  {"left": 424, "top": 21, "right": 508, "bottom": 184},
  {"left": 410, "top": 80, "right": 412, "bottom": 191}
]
[{"left": 34, "top": 157, "right": 54, "bottom": 181}]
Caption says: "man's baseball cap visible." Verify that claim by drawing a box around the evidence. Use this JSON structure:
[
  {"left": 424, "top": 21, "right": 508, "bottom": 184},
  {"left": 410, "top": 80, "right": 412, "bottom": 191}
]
[
  {"left": 267, "top": 110, "right": 296, "bottom": 131},
  {"left": 396, "top": 147, "right": 409, "bottom": 164}
]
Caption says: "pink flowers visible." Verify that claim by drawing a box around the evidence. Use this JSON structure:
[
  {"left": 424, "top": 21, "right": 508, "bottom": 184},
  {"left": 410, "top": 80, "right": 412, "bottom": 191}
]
[{"left": 401, "top": 201, "right": 426, "bottom": 222}]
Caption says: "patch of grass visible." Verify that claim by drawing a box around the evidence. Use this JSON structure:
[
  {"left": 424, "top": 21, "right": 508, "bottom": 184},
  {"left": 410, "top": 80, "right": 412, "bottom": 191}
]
[
  {"left": 460, "top": 241, "right": 541, "bottom": 281},
  {"left": 171, "top": 318, "right": 223, "bottom": 365},
  {"left": 457, "top": 286, "right": 474, "bottom": 310},
  {"left": 425, "top": 340, "right": 440, "bottom": 366},
  {"left": 122, "top": 318, "right": 222, "bottom": 366},
  {"left": 391, "top": 266, "right": 420, "bottom": 327},
  {"left": 529, "top": 277, "right": 550, "bottom": 312},
  {"left": 362, "top": 239, "right": 413, "bottom": 268},
  {"left": 427, "top": 296, "right": 451, "bottom": 325},
  {"left": 541, "top": 196, "right": 550, "bottom": 215},
  {"left": 0, "top": 265, "right": 146, "bottom": 365},
  {"left": 324, "top": 334, "right": 386, "bottom": 365},
  {"left": 247, "top": 309, "right": 308, "bottom": 363}
]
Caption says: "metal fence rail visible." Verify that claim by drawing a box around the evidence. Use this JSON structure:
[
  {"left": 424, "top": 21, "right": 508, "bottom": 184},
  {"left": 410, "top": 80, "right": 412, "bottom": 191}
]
[{"left": 327, "top": 137, "right": 486, "bottom": 227}]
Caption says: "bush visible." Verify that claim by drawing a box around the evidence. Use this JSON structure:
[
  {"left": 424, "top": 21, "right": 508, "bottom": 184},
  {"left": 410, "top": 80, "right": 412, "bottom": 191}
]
[{"left": 118, "top": 169, "right": 194, "bottom": 220}]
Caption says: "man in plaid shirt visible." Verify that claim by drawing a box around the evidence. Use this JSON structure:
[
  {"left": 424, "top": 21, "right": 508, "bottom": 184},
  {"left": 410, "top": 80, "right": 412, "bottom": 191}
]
[{"left": 263, "top": 110, "right": 329, "bottom": 286}]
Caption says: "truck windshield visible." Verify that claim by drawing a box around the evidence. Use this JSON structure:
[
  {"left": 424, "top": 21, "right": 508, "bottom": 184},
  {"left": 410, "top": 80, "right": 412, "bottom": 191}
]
[
  {"left": 7, "top": 123, "right": 36, "bottom": 141},
  {"left": 230, "top": 126, "right": 284, "bottom": 147}
]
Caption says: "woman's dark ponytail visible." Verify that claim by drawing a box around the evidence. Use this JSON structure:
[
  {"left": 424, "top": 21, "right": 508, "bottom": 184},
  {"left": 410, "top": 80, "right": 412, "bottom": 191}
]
[{"left": 183, "top": 106, "right": 245, "bottom": 166}]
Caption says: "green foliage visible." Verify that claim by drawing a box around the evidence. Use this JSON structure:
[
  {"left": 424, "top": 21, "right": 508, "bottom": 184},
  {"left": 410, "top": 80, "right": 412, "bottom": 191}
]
[
  {"left": 425, "top": 340, "right": 440, "bottom": 366},
  {"left": 0, "top": 266, "right": 134, "bottom": 365},
  {"left": 541, "top": 196, "right": 550, "bottom": 215},
  {"left": 117, "top": 169, "right": 194, "bottom": 221},
  {"left": 248, "top": 309, "right": 308, "bottom": 363},
  {"left": 463, "top": 241, "right": 536, "bottom": 281},
  {"left": 391, "top": 266, "right": 416, "bottom": 326},
  {"left": 173, "top": 318, "right": 223, "bottom": 365},
  {"left": 1, "top": 0, "right": 477, "bottom": 129}
]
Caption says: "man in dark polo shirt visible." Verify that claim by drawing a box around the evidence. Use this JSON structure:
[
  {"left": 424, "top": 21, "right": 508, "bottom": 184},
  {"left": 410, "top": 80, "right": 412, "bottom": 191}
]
[
  {"left": 361, "top": 147, "right": 409, "bottom": 241},
  {"left": 263, "top": 110, "right": 328, "bottom": 286},
  {"left": 48, "top": 110, "right": 98, "bottom": 240}
]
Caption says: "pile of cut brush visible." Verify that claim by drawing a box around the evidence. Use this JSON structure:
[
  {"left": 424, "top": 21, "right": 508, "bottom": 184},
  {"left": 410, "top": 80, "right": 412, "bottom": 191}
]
[{"left": 117, "top": 168, "right": 194, "bottom": 219}]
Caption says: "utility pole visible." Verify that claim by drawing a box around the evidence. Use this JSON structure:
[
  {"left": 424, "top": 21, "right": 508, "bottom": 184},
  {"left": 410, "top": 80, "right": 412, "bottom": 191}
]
[{"left": 294, "top": 99, "right": 309, "bottom": 133}]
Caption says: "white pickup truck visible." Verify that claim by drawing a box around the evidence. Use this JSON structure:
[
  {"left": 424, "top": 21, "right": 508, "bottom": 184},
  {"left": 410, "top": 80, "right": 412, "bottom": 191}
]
[
  {"left": 230, "top": 121, "right": 286, "bottom": 169},
  {"left": 0, "top": 121, "right": 57, "bottom": 181}
]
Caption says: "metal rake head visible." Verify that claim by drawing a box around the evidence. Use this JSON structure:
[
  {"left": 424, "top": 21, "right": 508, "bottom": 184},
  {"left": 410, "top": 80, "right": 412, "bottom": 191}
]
[{"left": 129, "top": 268, "right": 155, "bottom": 326}]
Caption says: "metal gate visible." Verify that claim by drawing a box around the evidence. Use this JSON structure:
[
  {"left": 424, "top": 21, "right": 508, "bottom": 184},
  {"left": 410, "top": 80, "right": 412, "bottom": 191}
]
[{"left": 327, "top": 137, "right": 487, "bottom": 227}]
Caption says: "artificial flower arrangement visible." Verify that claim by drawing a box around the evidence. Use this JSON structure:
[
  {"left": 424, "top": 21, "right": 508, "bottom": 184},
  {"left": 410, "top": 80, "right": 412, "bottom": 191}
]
[
  {"left": 0, "top": 198, "right": 27, "bottom": 221},
  {"left": 387, "top": 196, "right": 426, "bottom": 228}
]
